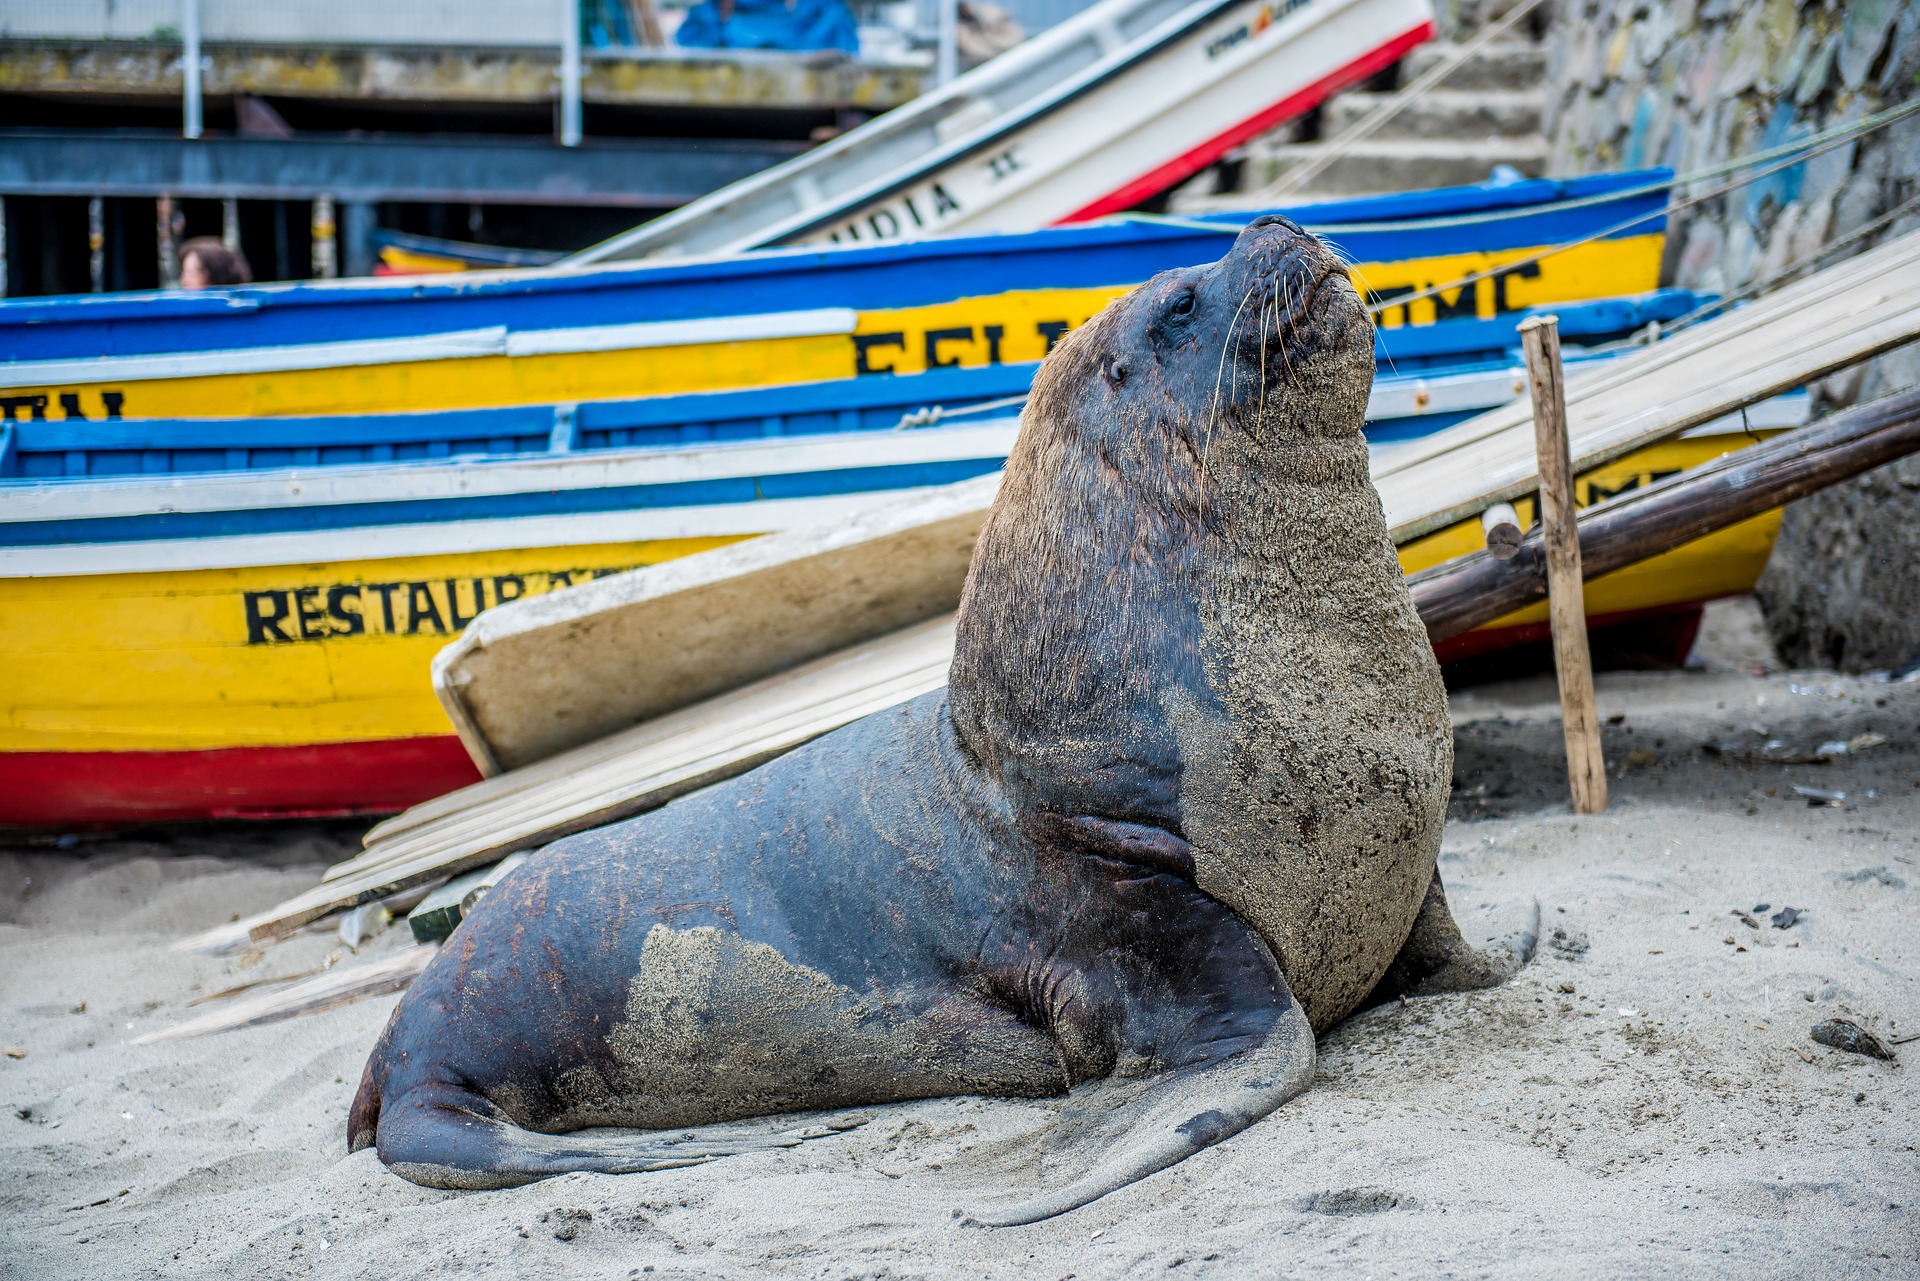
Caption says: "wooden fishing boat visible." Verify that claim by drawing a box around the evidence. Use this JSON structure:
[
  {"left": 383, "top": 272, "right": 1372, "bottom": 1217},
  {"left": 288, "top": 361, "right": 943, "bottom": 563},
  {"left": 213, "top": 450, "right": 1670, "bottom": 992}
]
[
  {"left": 0, "top": 355, "right": 1804, "bottom": 826},
  {"left": 0, "top": 171, "right": 1670, "bottom": 423}
]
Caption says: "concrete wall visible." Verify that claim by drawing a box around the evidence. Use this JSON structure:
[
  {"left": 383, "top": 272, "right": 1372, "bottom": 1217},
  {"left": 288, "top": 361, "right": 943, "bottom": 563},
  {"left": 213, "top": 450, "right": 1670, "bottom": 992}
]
[
  {"left": 1544, "top": 0, "right": 1920, "bottom": 673},
  {"left": 0, "top": 0, "right": 568, "bottom": 47}
]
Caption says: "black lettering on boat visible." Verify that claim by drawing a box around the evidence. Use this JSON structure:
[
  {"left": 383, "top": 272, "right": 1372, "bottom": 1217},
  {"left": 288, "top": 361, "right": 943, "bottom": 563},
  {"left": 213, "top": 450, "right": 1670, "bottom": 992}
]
[
  {"left": 1036, "top": 320, "right": 1071, "bottom": 352},
  {"left": 327, "top": 586, "right": 366, "bottom": 636},
  {"left": 0, "top": 395, "right": 48, "bottom": 422},
  {"left": 366, "top": 583, "right": 402, "bottom": 634},
  {"left": 294, "top": 586, "right": 327, "bottom": 640},
  {"left": 924, "top": 327, "right": 974, "bottom": 369},
  {"left": 1431, "top": 283, "right": 1480, "bottom": 323},
  {"left": 445, "top": 578, "right": 485, "bottom": 629},
  {"left": 931, "top": 183, "right": 961, "bottom": 217},
  {"left": 101, "top": 391, "right": 125, "bottom": 419},
  {"left": 983, "top": 324, "right": 1004, "bottom": 364},
  {"left": 1493, "top": 261, "right": 1543, "bottom": 313},
  {"left": 243, "top": 590, "right": 294, "bottom": 645},
  {"left": 57, "top": 393, "right": 89, "bottom": 421},
  {"left": 853, "top": 331, "right": 908, "bottom": 376},
  {"left": 868, "top": 209, "right": 901, "bottom": 240},
  {"left": 240, "top": 565, "right": 641, "bottom": 644},
  {"left": 406, "top": 582, "right": 447, "bottom": 634},
  {"left": 902, "top": 196, "right": 925, "bottom": 228},
  {"left": 986, "top": 148, "right": 1022, "bottom": 182},
  {"left": 1365, "top": 285, "right": 1417, "bottom": 327}
]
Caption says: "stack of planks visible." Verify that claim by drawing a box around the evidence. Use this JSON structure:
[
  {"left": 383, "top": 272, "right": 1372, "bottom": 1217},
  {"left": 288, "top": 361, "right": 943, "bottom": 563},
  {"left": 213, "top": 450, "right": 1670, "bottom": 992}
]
[{"left": 159, "top": 229, "right": 1920, "bottom": 1036}]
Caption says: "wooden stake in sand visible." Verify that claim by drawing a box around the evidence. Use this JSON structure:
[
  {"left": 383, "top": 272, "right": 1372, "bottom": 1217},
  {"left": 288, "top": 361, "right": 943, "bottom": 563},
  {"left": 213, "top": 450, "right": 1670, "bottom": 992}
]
[{"left": 1519, "top": 315, "right": 1608, "bottom": 815}]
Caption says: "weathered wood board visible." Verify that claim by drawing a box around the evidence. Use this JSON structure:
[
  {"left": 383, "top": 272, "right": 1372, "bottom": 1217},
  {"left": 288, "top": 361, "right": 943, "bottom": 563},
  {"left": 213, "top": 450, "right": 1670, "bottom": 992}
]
[
  {"left": 434, "top": 473, "right": 995, "bottom": 776},
  {"left": 138, "top": 945, "right": 436, "bottom": 1042}
]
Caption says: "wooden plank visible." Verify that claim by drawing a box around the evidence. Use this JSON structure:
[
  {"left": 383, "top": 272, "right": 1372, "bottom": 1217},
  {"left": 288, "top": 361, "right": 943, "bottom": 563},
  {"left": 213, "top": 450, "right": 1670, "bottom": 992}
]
[
  {"left": 174, "top": 880, "right": 441, "bottom": 957},
  {"left": 349, "top": 617, "right": 954, "bottom": 880},
  {"left": 432, "top": 473, "right": 996, "bottom": 776},
  {"left": 1521, "top": 315, "right": 1607, "bottom": 815},
  {"left": 136, "top": 946, "right": 435, "bottom": 1043}
]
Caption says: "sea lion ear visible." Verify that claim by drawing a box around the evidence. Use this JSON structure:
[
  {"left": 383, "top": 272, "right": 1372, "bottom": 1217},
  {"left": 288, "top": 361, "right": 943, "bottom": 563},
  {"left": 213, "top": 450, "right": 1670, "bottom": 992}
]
[{"left": 1105, "top": 358, "right": 1129, "bottom": 386}]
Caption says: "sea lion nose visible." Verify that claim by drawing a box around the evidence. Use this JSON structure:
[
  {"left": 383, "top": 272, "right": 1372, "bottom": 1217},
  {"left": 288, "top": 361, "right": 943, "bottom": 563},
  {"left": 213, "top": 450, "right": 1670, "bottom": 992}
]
[{"left": 1247, "top": 213, "right": 1305, "bottom": 236}]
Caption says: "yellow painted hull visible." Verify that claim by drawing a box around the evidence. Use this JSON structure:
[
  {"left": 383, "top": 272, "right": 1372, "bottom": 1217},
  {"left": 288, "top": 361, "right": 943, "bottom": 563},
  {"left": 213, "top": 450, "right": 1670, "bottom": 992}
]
[{"left": 0, "top": 427, "right": 1773, "bottom": 824}]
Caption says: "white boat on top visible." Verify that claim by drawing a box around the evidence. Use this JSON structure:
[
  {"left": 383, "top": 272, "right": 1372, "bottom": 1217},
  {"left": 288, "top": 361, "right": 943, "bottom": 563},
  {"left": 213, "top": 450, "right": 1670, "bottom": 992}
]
[{"left": 569, "top": 0, "right": 1436, "bottom": 263}]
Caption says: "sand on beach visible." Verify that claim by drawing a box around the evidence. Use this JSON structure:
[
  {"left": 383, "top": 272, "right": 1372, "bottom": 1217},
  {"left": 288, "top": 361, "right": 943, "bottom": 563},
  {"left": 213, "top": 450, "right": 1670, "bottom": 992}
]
[{"left": 4, "top": 602, "right": 1917, "bottom": 1280}]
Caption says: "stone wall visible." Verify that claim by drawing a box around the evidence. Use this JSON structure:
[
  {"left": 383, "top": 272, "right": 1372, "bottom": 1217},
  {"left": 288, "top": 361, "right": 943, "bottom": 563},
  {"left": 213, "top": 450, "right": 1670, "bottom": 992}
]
[{"left": 1543, "top": 0, "right": 1920, "bottom": 673}]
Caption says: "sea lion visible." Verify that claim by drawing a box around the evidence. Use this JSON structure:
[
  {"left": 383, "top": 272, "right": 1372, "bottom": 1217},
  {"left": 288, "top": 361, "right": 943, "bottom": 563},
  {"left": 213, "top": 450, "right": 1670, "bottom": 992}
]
[{"left": 348, "top": 214, "right": 1532, "bottom": 1223}]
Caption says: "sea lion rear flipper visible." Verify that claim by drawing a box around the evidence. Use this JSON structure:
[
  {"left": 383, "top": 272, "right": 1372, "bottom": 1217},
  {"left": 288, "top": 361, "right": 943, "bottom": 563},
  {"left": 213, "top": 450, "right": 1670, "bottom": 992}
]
[
  {"left": 367, "top": 1077, "right": 862, "bottom": 1191},
  {"left": 971, "top": 996, "right": 1315, "bottom": 1227},
  {"left": 1368, "top": 869, "right": 1541, "bottom": 1005}
]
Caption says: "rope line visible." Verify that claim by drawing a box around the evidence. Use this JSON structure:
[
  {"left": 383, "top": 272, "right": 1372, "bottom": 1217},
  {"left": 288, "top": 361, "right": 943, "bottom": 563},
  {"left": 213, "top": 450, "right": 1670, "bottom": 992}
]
[{"left": 890, "top": 391, "right": 1031, "bottom": 430}]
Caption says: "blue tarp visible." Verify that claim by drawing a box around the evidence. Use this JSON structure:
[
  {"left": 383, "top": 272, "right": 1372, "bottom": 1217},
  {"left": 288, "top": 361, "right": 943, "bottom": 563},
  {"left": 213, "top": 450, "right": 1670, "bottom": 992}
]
[{"left": 675, "top": 0, "right": 859, "bottom": 53}]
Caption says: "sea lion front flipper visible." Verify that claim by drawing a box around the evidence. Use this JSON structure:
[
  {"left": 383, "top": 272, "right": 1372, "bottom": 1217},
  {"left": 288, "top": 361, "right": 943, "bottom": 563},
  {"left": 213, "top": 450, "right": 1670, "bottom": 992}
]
[
  {"left": 1368, "top": 869, "right": 1541, "bottom": 1004},
  {"left": 970, "top": 997, "right": 1316, "bottom": 1227}
]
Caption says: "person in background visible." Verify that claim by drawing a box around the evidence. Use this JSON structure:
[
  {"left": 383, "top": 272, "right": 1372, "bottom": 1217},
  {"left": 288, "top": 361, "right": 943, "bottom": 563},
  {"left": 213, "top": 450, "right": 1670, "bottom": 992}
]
[{"left": 178, "top": 237, "right": 253, "bottom": 289}]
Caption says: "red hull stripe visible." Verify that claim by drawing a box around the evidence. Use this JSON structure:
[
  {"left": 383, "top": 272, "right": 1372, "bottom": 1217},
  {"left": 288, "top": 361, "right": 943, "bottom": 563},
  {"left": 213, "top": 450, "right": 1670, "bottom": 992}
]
[
  {"left": 0, "top": 738, "right": 482, "bottom": 827},
  {"left": 1431, "top": 603, "right": 1705, "bottom": 667},
  {"left": 1060, "top": 19, "right": 1438, "bottom": 225}
]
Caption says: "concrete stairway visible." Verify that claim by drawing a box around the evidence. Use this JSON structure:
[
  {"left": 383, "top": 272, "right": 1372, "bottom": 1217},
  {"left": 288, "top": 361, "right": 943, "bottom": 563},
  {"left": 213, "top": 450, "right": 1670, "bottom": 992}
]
[{"left": 1172, "top": 34, "right": 1550, "bottom": 208}]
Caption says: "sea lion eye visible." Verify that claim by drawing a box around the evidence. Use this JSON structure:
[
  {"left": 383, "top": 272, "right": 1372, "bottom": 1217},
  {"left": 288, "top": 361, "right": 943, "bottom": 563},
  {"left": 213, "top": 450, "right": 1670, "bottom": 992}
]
[
  {"left": 1169, "top": 291, "right": 1195, "bottom": 317},
  {"left": 1106, "top": 358, "right": 1128, "bottom": 385}
]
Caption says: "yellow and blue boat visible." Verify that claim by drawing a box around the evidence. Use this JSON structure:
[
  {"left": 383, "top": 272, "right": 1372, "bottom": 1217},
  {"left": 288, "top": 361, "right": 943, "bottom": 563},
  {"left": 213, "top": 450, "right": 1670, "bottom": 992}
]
[
  {"left": 1, "top": 171, "right": 1670, "bottom": 422},
  {"left": 4, "top": 170, "right": 1762, "bottom": 826}
]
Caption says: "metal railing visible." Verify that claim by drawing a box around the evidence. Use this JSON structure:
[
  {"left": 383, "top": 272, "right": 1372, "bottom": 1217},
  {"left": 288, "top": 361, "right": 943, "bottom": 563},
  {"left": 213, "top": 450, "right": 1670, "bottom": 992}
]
[{"left": 2, "top": 0, "right": 585, "bottom": 145}]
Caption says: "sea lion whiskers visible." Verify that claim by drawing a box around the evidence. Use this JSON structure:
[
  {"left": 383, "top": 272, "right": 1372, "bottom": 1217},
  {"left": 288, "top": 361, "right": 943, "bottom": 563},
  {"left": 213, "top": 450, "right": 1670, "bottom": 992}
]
[
  {"left": 1342, "top": 259, "right": 1399, "bottom": 377},
  {"left": 1255, "top": 280, "right": 1271, "bottom": 443},
  {"left": 1196, "top": 279, "right": 1261, "bottom": 520},
  {"left": 1271, "top": 272, "right": 1303, "bottom": 395}
]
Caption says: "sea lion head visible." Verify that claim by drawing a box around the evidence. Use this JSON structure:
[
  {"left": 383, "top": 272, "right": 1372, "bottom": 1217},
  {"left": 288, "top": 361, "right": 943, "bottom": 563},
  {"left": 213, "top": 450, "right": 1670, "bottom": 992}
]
[
  {"left": 1022, "top": 213, "right": 1375, "bottom": 512},
  {"left": 954, "top": 217, "right": 1448, "bottom": 1032}
]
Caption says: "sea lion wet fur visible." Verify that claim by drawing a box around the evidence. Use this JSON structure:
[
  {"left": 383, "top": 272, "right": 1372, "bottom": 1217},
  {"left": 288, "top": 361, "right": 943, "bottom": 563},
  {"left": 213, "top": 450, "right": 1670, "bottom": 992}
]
[
  {"left": 951, "top": 219, "right": 1449, "bottom": 1031},
  {"left": 348, "top": 216, "right": 1526, "bottom": 1222}
]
